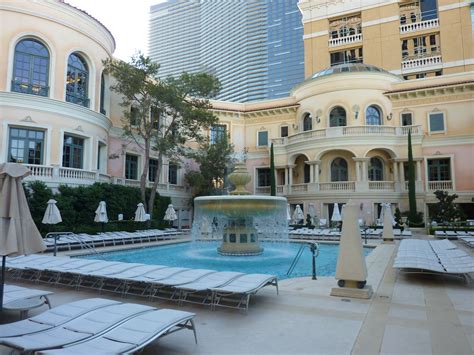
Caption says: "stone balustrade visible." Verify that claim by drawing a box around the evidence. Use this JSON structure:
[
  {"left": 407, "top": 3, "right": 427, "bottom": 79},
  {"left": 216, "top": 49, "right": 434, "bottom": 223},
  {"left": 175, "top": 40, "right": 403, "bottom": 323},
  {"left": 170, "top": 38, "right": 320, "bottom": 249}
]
[
  {"left": 22, "top": 164, "right": 187, "bottom": 195},
  {"left": 400, "top": 18, "right": 439, "bottom": 34},
  {"left": 428, "top": 180, "right": 453, "bottom": 191},
  {"left": 328, "top": 33, "right": 362, "bottom": 47},
  {"left": 401, "top": 55, "right": 442, "bottom": 74},
  {"left": 272, "top": 125, "right": 422, "bottom": 146},
  {"left": 368, "top": 181, "right": 394, "bottom": 190}
]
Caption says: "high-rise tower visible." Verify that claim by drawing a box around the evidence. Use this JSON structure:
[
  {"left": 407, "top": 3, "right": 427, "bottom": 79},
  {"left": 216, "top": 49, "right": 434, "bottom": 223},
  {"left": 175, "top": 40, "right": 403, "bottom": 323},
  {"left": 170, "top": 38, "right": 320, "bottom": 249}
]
[
  {"left": 149, "top": 0, "right": 201, "bottom": 78},
  {"left": 148, "top": 0, "right": 304, "bottom": 102}
]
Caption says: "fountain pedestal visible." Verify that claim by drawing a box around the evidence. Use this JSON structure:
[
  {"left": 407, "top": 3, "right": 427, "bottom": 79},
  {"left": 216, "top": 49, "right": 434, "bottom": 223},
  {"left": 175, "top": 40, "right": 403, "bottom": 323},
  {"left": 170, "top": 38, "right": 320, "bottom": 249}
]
[
  {"left": 193, "top": 162, "right": 287, "bottom": 256},
  {"left": 218, "top": 221, "right": 263, "bottom": 256}
]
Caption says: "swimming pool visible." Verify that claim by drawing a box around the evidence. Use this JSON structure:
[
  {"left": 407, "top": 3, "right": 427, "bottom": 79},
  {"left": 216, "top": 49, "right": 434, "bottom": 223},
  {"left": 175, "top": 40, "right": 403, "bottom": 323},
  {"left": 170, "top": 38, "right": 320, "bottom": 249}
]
[{"left": 79, "top": 241, "right": 372, "bottom": 280}]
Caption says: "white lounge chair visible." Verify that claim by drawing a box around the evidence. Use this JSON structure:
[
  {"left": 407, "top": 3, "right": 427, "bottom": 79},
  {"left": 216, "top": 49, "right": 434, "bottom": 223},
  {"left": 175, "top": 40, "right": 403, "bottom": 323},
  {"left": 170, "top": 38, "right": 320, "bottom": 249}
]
[
  {"left": 0, "top": 298, "right": 119, "bottom": 338},
  {"left": 37, "top": 309, "right": 197, "bottom": 354},
  {"left": 210, "top": 273, "right": 278, "bottom": 312},
  {"left": 394, "top": 239, "right": 474, "bottom": 282},
  {"left": 175, "top": 271, "right": 245, "bottom": 305},
  {"left": 0, "top": 303, "right": 154, "bottom": 353},
  {"left": 149, "top": 269, "right": 217, "bottom": 299}
]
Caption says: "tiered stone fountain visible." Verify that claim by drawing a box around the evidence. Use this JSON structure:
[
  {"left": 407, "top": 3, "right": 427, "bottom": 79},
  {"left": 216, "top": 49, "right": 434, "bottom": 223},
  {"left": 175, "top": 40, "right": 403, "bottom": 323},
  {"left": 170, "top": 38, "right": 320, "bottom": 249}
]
[{"left": 192, "top": 163, "right": 288, "bottom": 256}]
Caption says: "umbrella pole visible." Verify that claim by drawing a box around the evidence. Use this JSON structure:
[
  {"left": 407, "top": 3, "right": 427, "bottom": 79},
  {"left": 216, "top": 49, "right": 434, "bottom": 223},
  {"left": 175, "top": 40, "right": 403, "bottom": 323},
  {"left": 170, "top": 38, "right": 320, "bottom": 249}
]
[{"left": 0, "top": 255, "right": 5, "bottom": 311}]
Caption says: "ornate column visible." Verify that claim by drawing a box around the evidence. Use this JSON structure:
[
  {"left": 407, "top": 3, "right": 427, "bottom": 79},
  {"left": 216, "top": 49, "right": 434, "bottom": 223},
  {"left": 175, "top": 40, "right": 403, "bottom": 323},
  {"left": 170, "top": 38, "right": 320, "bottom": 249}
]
[
  {"left": 416, "top": 160, "right": 422, "bottom": 181},
  {"left": 313, "top": 160, "right": 320, "bottom": 184},
  {"left": 399, "top": 161, "right": 405, "bottom": 191},
  {"left": 392, "top": 159, "right": 401, "bottom": 192},
  {"left": 415, "top": 159, "right": 423, "bottom": 192},
  {"left": 355, "top": 161, "right": 361, "bottom": 181},
  {"left": 288, "top": 165, "right": 294, "bottom": 194},
  {"left": 305, "top": 160, "right": 320, "bottom": 193},
  {"left": 361, "top": 159, "right": 368, "bottom": 182},
  {"left": 353, "top": 158, "right": 369, "bottom": 192}
]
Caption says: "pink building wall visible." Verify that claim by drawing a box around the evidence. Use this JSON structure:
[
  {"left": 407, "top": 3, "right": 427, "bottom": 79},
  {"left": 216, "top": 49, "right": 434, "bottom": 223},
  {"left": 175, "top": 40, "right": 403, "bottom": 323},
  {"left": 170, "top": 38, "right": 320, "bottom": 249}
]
[{"left": 423, "top": 144, "right": 474, "bottom": 191}]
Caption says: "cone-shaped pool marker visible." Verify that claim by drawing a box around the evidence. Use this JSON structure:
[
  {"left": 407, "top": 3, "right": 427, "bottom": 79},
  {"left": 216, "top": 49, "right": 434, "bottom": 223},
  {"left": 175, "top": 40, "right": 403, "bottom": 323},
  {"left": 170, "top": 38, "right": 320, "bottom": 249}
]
[{"left": 331, "top": 201, "right": 372, "bottom": 299}]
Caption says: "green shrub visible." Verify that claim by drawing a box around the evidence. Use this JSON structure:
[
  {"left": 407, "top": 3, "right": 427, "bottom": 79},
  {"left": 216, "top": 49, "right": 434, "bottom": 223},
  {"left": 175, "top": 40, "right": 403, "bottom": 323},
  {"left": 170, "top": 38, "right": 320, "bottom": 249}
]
[{"left": 24, "top": 182, "right": 171, "bottom": 235}]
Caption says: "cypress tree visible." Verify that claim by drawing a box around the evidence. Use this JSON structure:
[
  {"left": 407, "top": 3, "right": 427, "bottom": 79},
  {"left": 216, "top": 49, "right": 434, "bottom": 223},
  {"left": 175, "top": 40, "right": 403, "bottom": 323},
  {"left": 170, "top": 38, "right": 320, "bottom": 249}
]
[
  {"left": 270, "top": 143, "right": 276, "bottom": 196},
  {"left": 407, "top": 129, "right": 417, "bottom": 224}
]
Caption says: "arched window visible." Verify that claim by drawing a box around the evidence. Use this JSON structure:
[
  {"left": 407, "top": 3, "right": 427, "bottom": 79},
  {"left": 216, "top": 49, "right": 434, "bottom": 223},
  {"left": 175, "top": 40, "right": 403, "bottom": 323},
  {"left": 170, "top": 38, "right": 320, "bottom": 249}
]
[
  {"left": 366, "top": 105, "right": 382, "bottom": 125},
  {"left": 331, "top": 158, "right": 348, "bottom": 181},
  {"left": 12, "top": 39, "right": 50, "bottom": 96},
  {"left": 339, "top": 26, "right": 349, "bottom": 38},
  {"left": 329, "top": 107, "right": 347, "bottom": 127},
  {"left": 304, "top": 164, "right": 310, "bottom": 183},
  {"left": 303, "top": 113, "right": 312, "bottom": 131},
  {"left": 100, "top": 73, "right": 106, "bottom": 115},
  {"left": 368, "top": 157, "right": 384, "bottom": 181},
  {"left": 66, "top": 53, "right": 89, "bottom": 107}
]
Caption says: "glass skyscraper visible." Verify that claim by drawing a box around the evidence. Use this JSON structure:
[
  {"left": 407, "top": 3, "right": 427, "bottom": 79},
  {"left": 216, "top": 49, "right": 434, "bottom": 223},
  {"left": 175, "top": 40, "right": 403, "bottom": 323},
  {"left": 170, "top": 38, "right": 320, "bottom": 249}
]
[
  {"left": 149, "top": 0, "right": 201, "bottom": 78},
  {"left": 148, "top": 0, "right": 304, "bottom": 102}
]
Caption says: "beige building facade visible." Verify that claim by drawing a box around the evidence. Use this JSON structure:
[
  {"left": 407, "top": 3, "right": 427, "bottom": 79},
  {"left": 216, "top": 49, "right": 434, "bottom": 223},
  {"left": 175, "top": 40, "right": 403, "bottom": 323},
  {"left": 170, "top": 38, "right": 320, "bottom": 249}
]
[
  {"left": 299, "top": 0, "right": 473, "bottom": 80},
  {"left": 0, "top": 0, "right": 473, "bottom": 225}
]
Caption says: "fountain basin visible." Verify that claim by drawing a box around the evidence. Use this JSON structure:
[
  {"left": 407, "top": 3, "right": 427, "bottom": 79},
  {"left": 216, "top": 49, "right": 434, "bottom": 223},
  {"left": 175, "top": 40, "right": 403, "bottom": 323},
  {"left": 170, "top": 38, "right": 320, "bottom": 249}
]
[
  {"left": 193, "top": 195, "right": 288, "bottom": 256},
  {"left": 194, "top": 195, "right": 287, "bottom": 217}
]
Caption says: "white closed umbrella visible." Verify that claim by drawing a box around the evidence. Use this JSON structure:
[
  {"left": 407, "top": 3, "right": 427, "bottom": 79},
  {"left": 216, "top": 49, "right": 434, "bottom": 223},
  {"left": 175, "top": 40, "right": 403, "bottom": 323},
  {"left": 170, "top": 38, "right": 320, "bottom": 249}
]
[
  {"left": 0, "top": 163, "right": 46, "bottom": 310},
  {"left": 42, "top": 199, "right": 62, "bottom": 225},
  {"left": 331, "top": 203, "right": 342, "bottom": 222},
  {"left": 94, "top": 201, "right": 108, "bottom": 223},
  {"left": 292, "top": 205, "right": 304, "bottom": 224},
  {"left": 164, "top": 204, "right": 177, "bottom": 226},
  {"left": 94, "top": 201, "right": 108, "bottom": 232},
  {"left": 134, "top": 203, "right": 147, "bottom": 222}
]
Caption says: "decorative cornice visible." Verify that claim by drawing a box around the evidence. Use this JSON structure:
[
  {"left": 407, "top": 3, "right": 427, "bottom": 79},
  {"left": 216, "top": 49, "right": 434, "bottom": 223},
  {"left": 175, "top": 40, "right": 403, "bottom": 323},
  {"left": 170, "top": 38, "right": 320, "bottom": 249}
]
[
  {"left": 213, "top": 105, "right": 299, "bottom": 120},
  {"left": 422, "top": 136, "right": 474, "bottom": 148},
  {"left": 0, "top": 91, "right": 112, "bottom": 131},
  {"left": 386, "top": 82, "right": 474, "bottom": 104}
]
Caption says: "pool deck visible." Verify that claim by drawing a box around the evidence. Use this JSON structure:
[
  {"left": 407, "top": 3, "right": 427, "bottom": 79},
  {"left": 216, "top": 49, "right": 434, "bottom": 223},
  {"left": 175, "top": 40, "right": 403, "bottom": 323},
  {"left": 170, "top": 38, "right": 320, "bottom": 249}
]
[{"left": 1, "top": 233, "right": 473, "bottom": 354}]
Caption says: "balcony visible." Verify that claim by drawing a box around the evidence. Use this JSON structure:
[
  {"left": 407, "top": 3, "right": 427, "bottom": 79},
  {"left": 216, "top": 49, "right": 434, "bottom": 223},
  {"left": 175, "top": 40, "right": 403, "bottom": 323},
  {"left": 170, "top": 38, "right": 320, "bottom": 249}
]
[
  {"left": 255, "top": 179, "right": 433, "bottom": 196},
  {"left": 368, "top": 181, "right": 395, "bottom": 190},
  {"left": 319, "top": 182, "right": 355, "bottom": 192},
  {"left": 400, "top": 18, "right": 439, "bottom": 34},
  {"left": 428, "top": 180, "right": 453, "bottom": 191},
  {"left": 272, "top": 125, "right": 423, "bottom": 146},
  {"left": 23, "top": 164, "right": 187, "bottom": 195},
  {"left": 328, "top": 34, "right": 362, "bottom": 47},
  {"left": 401, "top": 55, "right": 442, "bottom": 74}
]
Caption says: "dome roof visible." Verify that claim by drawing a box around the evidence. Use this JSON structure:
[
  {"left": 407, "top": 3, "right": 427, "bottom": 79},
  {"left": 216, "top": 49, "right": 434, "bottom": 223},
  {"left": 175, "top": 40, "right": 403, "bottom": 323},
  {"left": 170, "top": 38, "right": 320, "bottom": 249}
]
[{"left": 310, "top": 63, "right": 397, "bottom": 79}]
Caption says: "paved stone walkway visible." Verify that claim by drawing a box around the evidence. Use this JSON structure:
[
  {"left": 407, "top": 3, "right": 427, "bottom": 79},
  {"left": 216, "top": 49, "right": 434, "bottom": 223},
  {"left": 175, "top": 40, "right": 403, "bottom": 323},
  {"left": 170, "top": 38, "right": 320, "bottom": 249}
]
[{"left": 0, "top": 239, "right": 473, "bottom": 354}]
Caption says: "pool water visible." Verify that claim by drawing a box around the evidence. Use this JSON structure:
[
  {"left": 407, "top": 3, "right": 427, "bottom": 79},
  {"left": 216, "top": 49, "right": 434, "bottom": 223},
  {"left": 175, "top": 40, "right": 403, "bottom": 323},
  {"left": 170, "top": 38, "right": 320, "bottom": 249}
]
[{"left": 79, "top": 241, "right": 372, "bottom": 280}]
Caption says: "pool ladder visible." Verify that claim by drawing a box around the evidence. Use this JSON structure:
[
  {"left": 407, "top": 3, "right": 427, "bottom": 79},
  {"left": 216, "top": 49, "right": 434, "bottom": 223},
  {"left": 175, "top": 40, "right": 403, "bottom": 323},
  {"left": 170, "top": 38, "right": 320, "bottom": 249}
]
[{"left": 286, "top": 242, "right": 319, "bottom": 279}]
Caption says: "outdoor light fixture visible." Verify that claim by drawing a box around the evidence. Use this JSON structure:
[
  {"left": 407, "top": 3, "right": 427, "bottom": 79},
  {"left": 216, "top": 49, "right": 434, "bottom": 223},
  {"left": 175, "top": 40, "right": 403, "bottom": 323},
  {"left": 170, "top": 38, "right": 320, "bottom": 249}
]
[
  {"left": 316, "top": 109, "right": 322, "bottom": 123},
  {"left": 292, "top": 123, "right": 298, "bottom": 130},
  {"left": 387, "top": 112, "right": 393, "bottom": 120},
  {"left": 352, "top": 104, "right": 360, "bottom": 119}
]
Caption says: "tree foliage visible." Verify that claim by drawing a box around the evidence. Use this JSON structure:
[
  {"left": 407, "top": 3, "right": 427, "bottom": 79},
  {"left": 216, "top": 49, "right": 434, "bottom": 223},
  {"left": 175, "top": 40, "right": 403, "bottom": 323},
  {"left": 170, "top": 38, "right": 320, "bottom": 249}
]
[
  {"left": 103, "top": 53, "right": 221, "bottom": 215},
  {"left": 430, "top": 190, "right": 465, "bottom": 223},
  {"left": 185, "top": 133, "right": 235, "bottom": 199},
  {"left": 407, "top": 129, "right": 419, "bottom": 224}
]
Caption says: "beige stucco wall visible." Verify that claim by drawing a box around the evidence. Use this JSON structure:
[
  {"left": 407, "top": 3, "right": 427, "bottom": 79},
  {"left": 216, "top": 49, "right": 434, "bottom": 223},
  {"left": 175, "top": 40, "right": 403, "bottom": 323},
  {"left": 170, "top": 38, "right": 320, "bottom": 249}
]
[{"left": 300, "top": 0, "right": 473, "bottom": 77}]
